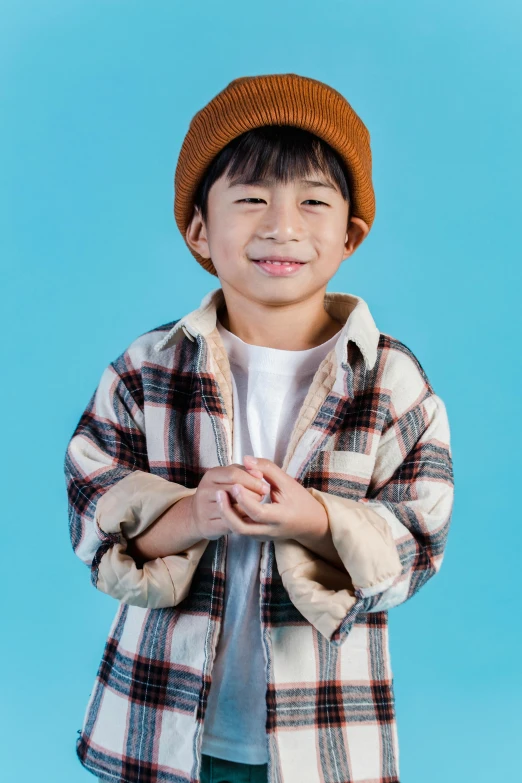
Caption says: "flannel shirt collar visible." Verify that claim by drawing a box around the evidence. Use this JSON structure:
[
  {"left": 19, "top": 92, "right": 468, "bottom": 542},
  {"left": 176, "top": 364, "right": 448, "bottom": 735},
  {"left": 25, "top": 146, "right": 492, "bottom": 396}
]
[{"left": 153, "top": 286, "right": 380, "bottom": 372}]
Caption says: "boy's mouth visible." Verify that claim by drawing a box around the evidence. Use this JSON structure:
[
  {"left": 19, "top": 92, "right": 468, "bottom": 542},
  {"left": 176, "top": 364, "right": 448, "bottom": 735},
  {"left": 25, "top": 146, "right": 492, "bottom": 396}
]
[{"left": 250, "top": 256, "right": 308, "bottom": 277}]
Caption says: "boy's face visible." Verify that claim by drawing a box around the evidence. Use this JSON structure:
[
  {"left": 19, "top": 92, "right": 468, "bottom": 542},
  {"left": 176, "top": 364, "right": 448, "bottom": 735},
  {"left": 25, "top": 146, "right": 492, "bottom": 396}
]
[{"left": 185, "top": 166, "right": 369, "bottom": 305}]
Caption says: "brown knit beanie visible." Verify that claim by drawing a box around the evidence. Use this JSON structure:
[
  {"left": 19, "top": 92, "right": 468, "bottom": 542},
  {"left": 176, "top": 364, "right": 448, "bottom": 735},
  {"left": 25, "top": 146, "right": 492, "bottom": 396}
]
[{"left": 174, "top": 73, "right": 375, "bottom": 277}]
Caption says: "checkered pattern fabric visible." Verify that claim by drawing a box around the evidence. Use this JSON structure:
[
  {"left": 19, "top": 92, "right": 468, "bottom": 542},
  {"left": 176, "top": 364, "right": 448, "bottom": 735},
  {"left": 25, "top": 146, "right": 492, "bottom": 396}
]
[{"left": 64, "top": 287, "right": 454, "bottom": 783}]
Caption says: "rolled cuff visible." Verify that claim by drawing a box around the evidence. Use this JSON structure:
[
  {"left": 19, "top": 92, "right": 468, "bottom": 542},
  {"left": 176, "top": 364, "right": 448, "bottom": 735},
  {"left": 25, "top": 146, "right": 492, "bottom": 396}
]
[
  {"left": 93, "top": 470, "right": 208, "bottom": 607},
  {"left": 274, "top": 489, "right": 403, "bottom": 643},
  {"left": 306, "top": 487, "right": 402, "bottom": 596},
  {"left": 275, "top": 539, "right": 358, "bottom": 642}
]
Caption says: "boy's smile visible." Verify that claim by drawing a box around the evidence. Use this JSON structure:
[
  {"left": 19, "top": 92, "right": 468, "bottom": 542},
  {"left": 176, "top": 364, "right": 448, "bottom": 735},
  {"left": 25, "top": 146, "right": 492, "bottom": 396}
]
[{"left": 249, "top": 255, "right": 308, "bottom": 276}]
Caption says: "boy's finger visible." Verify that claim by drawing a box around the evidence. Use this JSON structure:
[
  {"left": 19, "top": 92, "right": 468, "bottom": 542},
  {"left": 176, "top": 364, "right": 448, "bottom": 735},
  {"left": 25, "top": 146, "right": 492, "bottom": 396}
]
[
  {"left": 230, "top": 484, "right": 280, "bottom": 524},
  {"left": 243, "top": 456, "right": 285, "bottom": 487},
  {"left": 229, "top": 483, "right": 268, "bottom": 504},
  {"left": 216, "top": 490, "right": 268, "bottom": 536},
  {"left": 215, "top": 466, "right": 270, "bottom": 496},
  {"left": 208, "top": 485, "right": 266, "bottom": 508},
  {"left": 229, "top": 482, "right": 268, "bottom": 502}
]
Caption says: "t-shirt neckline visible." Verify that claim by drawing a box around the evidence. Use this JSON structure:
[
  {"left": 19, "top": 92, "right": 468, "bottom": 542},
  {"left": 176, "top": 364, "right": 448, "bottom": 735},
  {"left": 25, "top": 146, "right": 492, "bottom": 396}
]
[{"left": 216, "top": 318, "right": 342, "bottom": 376}]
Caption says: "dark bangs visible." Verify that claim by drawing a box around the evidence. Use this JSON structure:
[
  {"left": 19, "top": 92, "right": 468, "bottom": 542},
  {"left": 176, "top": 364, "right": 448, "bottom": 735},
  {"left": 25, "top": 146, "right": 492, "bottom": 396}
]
[{"left": 193, "top": 125, "right": 353, "bottom": 223}]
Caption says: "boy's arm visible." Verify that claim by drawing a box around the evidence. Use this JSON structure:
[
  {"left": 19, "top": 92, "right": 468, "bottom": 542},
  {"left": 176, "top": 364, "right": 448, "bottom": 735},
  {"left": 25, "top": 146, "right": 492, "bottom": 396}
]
[
  {"left": 64, "top": 357, "right": 208, "bottom": 608},
  {"left": 302, "top": 390, "right": 454, "bottom": 645},
  {"left": 124, "top": 495, "right": 203, "bottom": 567}
]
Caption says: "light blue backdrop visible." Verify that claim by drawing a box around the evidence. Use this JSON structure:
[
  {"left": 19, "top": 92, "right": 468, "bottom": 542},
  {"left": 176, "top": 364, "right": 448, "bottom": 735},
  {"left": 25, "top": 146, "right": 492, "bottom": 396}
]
[{"left": 2, "top": 1, "right": 520, "bottom": 781}]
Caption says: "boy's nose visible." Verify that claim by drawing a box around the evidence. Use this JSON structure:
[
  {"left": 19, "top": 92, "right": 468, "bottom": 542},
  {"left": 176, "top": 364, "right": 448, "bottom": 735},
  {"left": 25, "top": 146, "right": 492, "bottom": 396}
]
[{"left": 256, "top": 200, "right": 305, "bottom": 242}]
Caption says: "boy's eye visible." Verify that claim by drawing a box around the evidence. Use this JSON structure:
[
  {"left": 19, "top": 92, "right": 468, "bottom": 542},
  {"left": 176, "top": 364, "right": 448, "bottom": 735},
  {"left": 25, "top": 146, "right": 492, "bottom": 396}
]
[{"left": 237, "top": 198, "right": 327, "bottom": 205}]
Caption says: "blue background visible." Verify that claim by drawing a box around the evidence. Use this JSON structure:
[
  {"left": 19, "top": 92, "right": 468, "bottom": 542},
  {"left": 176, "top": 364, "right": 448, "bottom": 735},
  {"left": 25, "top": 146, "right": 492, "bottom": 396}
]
[{"left": 2, "top": 1, "right": 521, "bottom": 780}]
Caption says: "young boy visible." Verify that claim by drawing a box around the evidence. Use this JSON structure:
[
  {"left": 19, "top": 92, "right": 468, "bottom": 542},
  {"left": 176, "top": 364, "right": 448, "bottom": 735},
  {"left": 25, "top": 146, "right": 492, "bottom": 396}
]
[{"left": 64, "top": 73, "right": 454, "bottom": 783}]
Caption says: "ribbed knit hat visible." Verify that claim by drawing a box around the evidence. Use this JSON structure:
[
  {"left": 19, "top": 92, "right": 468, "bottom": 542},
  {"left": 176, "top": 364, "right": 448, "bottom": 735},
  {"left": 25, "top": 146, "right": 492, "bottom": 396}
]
[{"left": 174, "top": 73, "right": 375, "bottom": 276}]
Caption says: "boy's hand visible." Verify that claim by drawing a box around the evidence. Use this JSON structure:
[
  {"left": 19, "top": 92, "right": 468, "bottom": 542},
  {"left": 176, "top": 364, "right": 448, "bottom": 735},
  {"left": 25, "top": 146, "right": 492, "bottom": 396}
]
[
  {"left": 191, "top": 464, "right": 270, "bottom": 541},
  {"left": 215, "top": 454, "right": 328, "bottom": 543}
]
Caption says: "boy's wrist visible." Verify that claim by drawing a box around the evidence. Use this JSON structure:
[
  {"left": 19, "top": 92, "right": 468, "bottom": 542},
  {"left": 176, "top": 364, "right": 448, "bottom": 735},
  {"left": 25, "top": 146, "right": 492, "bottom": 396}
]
[
  {"left": 180, "top": 494, "right": 203, "bottom": 541},
  {"left": 295, "top": 503, "right": 345, "bottom": 571}
]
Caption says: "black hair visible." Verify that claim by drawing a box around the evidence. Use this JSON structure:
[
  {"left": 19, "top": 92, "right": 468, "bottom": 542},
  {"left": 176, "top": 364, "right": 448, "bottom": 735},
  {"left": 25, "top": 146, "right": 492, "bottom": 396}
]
[{"left": 192, "top": 124, "right": 353, "bottom": 224}]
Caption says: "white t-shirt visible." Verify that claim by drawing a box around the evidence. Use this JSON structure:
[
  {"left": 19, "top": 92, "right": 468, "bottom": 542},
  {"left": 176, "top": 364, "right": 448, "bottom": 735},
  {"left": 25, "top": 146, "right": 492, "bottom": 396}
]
[{"left": 200, "top": 317, "right": 341, "bottom": 764}]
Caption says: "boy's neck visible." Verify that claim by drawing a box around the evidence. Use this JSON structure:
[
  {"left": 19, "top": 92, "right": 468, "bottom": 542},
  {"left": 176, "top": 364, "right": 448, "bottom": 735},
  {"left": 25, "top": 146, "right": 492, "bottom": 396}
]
[{"left": 217, "top": 286, "right": 342, "bottom": 351}]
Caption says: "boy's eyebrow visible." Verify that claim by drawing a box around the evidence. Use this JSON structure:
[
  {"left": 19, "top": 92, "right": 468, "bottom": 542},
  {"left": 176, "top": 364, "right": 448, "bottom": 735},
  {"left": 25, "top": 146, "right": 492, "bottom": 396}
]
[{"left": 227, "top": 176, "right": 338, "bottom": 191}]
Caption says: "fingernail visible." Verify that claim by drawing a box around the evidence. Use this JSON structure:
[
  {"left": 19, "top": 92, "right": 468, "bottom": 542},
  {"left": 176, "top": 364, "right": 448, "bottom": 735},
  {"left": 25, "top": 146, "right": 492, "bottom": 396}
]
[
  {"left": 262, "top": 481, "right": 270, "bottom": 492},
  {"left": 245, "top": 455, "right": 258, "bottom": 464}
]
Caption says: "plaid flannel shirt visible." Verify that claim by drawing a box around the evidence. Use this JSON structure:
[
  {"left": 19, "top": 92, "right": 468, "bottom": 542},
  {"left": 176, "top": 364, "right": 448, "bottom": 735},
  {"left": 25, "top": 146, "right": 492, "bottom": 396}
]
[{"left": 64, "top": 286, "right": 454, "bottom": 783}]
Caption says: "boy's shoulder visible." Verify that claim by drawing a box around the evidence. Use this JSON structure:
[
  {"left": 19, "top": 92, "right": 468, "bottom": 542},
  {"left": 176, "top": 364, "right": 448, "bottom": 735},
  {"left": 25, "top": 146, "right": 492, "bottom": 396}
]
[
  {"left": 130, "top": 318, "right": 182, "bottom": 353},
  {"left": 139, "top": 318, "right": 183, "bottom": 347},
  {"left": 378, "top": 331, "right": 432, "bottom": 388},
  {"left": 108, "top": 319, "right": 183, "bottom": 379},
  {"left": 375, "top": 330, "right": 438, "bottom": 417}
]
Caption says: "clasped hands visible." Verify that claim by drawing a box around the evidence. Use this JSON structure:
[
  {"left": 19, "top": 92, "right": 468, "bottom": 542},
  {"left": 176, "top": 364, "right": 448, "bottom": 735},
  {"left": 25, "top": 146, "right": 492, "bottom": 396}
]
[{"left": 191, "top": 454, "right": 328, "bottom": 544}]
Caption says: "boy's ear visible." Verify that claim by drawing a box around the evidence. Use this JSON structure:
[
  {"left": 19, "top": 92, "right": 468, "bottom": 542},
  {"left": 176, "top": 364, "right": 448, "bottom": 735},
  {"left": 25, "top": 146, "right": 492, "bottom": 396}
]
[
  {"left": 185, "top": 206, "right": 211, "bottom": 260},
  {"left": 342, "top": 217, "right": 370, "bottom": 261}
]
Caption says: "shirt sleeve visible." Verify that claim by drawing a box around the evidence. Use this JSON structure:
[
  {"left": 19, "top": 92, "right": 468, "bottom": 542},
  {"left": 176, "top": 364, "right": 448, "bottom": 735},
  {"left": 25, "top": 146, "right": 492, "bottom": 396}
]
[
  {"left": 309, "top": 391, "right": 454, "bottom": 646},
  {"left": 64, "top": 359, "right": 208, "bottom": 608}
]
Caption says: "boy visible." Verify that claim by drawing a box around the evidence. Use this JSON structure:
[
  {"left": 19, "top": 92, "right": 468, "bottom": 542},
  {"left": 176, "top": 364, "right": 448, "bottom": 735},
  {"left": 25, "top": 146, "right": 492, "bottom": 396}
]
[{"left": 64, "top": 73, "right": 454, "bottom": 783}]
